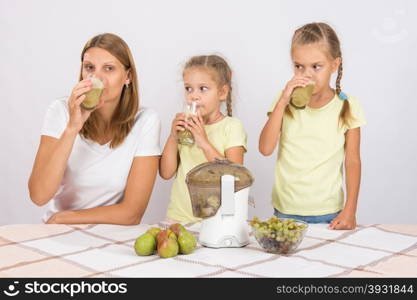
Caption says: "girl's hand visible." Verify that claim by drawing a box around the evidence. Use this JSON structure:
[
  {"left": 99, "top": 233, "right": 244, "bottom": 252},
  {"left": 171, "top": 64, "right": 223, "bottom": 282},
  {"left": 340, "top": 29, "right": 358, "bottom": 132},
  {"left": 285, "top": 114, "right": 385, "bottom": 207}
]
[
  {"left": 186, "top": 111, "right": 210, "bottom": 149},
  {"left": 66, "top": 79, "right": 105, "bottom": 132},
  {"left": 170, "top": 113, "right": 187, "bottom": 139},
  {"left": 279, "top": 75, "right": 312, "bottom": 106},
  {"left": 328, "top": 209, "right": 357, "bottom": 230}
]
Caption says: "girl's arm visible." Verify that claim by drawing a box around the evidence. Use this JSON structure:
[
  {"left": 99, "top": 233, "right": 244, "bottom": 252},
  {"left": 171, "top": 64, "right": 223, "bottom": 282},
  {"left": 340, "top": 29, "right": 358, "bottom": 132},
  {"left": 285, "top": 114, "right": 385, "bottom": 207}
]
[
  {"left": 159, "top": 135, "right": 180, "bottom": 179},
  {"left": 46, "top": 155, "right": 159, "bottom": 225},
  {"left": 187, "top": 113, "right": 244, "bottom": 164},
  {"left": 199, "top": 142, "right": 224, "bottom": 162},
  {"left": 200, "top": 143, "right": 244, "bottom": 164},
  {"left": 225, "top": 147, "right": 244, "bottom": 164},
  {"left": 259, "top": 76, "right": 311, "bottom": 156},
  {"left": 28, "top": 79, "right": 98, "bottom": 206},
  {"left": 259, "top": 99, "right": 287, "bottom": 156},
  {"left": 329, "top": 127, "right": 361, "bottom": 230},
  {"left": 159, "top": 113, "right": 186, "bottom": 179}
]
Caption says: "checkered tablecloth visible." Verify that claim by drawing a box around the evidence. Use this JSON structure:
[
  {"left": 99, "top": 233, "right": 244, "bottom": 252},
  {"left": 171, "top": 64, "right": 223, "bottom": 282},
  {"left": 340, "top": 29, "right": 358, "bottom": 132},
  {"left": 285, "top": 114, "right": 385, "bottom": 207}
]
[{"left": 0, "top": 222, "right": 416, "bottom": 278}]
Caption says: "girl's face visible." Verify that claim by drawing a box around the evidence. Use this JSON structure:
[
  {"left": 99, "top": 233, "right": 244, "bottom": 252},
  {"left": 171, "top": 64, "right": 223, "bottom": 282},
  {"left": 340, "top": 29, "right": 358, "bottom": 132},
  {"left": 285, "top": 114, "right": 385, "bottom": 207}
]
[
  {"left": 291, "top": 43, "right": 340, "bottom": 94},
  {"left": 183, "top": 67, "right": 228, "bottom": 118},
  {"left": 82, "top": 47, "right": 130, "bottom": 107}
]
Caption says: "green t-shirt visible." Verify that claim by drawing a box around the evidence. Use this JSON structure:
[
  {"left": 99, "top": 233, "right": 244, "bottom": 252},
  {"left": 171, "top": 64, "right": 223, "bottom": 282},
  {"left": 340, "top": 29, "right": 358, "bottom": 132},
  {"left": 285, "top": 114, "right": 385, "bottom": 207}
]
[
  {"left": 268, "top": 92, "right": 366, "bottom": 216},
  {"left": 166, "top": 116, "right": 247, "bottom": 222}
]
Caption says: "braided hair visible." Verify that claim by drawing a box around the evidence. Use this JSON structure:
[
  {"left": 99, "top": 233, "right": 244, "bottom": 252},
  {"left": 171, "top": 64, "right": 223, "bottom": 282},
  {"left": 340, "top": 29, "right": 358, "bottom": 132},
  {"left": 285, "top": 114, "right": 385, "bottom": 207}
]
[
  {"left": 290, "top": 22, "right": 353, "bottom": 127},
  {"left": 183, "top": 55, "right": 233, "bottom": 116}
]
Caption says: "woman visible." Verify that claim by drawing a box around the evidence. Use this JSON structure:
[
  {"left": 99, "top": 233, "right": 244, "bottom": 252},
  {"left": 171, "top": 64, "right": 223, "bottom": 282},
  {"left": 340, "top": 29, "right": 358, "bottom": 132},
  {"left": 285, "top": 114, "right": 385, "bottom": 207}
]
[{"left": 28, "top": 33, "right": 161, "bottom": 225}]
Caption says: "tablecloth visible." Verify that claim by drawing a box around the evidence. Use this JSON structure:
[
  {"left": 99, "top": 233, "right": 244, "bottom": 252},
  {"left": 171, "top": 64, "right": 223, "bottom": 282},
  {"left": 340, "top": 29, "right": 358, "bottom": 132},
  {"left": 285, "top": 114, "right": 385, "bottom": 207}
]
[{"left": 0, "top": 223, "right": 416, "bottom": 278}]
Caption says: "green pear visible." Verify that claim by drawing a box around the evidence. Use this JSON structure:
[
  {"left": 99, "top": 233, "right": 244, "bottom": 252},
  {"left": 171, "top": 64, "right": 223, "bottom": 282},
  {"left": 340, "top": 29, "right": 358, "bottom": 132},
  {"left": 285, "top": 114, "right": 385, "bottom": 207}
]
[
  {"left": 134, "top": 232, "right": 156, "bottom": 256},
  {"left": 178, "top": 231, "right": 197, "bottom": 254},
  {"left": 157, "top": 237, "right": 179, "bottom": 258},
  {"left": 169, "top": 223, "right": 186, "bottom": 237},
  {"left": 146, "top": 227, "right": 161, "bottom": 238}
]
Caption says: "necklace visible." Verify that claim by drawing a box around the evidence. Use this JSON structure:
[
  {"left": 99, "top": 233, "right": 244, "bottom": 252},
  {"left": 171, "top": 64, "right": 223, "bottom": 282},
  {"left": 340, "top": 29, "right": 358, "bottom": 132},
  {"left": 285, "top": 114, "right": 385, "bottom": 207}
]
[{"left": 205, "top": 113, "right": 225, "bottom": 125}]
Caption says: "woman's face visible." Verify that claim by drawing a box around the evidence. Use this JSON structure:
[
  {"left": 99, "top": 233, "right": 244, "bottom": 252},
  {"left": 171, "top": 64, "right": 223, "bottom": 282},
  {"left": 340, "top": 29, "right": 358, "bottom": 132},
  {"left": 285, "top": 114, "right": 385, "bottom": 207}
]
[{"left": 82, "top": 47, "right": 130, "bottom": 106}]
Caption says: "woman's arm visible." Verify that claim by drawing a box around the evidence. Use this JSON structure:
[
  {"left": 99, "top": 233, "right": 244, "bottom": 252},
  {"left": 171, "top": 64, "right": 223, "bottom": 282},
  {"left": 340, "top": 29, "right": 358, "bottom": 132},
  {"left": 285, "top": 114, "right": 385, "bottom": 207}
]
[
  {"left": 28, "top": 79, "right": 97, "bottom": 206},
  {"left": 46, "top": 155, "right": 159, "bottom": 225},
  {"left": 28, "top": 131, "right": 78, "bottom": 206},
  {"left": 329, "top": 127, "right": 361, "bottom": 230}
]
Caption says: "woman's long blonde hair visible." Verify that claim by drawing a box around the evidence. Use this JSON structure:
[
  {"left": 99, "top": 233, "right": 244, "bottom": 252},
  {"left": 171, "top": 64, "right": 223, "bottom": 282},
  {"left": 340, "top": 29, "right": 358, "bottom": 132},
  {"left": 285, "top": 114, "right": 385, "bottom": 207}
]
[
  {"left": 79, "top": 33, "right": 139, "bottom": 148},
  {"left": 289, "top": 22, "right": 353, "bottom": 127}
]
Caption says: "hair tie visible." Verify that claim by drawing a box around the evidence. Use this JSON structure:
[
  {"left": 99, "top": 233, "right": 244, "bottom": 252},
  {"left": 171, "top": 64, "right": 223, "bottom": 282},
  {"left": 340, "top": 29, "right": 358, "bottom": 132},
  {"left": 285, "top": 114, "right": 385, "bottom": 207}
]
[{"left": 338, "top": 91, "right": 348, "bottom": 100}]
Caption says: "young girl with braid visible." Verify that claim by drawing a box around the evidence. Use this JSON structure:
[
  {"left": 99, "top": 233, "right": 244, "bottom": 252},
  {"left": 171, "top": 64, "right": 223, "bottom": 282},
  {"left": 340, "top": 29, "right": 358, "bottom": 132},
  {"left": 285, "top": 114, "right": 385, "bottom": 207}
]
[
  {"left": 259, "top": 23, "right": 366, "bottom": 229},
  {"left": 160, "top": 55, "right": 247, "bottom": 223}
]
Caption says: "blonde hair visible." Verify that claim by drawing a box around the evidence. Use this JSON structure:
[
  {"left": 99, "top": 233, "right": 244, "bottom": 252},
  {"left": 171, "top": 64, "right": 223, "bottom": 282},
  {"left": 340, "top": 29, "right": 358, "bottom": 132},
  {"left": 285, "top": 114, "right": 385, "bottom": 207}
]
[
  {"left": 183, "top": 55, "right": 233, "bottom": 116},
  {"left": 79, "top": 33, "right": 139, "bottom": 148},
  {"left": 289, "top": 22, "right": 353, "bottom": 127}
]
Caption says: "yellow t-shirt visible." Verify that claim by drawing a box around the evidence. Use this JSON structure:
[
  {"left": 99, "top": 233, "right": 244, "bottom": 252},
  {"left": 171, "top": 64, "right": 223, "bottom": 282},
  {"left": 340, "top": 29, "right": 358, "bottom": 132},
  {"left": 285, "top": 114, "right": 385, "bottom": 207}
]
[
  {"left": 166, "top": 116, "right": 247, "bottom": 222},
  {"left": 268, "top": 92, "right": 366, "bottom": 216}
]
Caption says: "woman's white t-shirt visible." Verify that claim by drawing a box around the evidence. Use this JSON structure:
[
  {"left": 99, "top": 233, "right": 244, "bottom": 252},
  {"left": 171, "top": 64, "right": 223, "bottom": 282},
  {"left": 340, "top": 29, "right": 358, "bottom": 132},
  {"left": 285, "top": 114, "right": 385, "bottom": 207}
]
[{"left": 40, "top": 99, "right": 161, "bottom": 222}]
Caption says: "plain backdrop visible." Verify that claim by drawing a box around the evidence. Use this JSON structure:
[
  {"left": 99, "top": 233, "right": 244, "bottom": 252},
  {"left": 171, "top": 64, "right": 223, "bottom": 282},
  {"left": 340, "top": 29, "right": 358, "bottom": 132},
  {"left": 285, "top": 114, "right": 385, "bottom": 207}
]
[{"left": 1, "top": 0, "right": 416, "bottom": 225}]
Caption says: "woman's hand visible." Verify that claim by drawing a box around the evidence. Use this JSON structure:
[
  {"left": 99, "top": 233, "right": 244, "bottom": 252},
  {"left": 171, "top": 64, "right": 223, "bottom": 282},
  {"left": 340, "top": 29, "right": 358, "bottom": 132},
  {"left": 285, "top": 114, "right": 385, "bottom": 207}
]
[
  {"left": 280, "top": 75, "right": 312, "bottom": 106},
  {"left": 45, "top": 211, "right": 74, "bottom": 224},
  {"left": 187, "top": 111, "right": 210, "bottom": 149},
  {"left": 328, "top": 209, "right": 357, "bottom": 230},
  {"left": 66, "top": 79, "right": 105, "bottom": 132},
  {"left": 170, "top": 113, "right": 187, "bottom": 139}
]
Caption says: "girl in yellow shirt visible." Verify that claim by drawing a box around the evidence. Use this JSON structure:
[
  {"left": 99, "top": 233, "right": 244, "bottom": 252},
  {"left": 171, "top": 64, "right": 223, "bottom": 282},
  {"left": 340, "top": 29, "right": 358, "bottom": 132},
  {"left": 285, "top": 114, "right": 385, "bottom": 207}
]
[
  {"left": 160, "top": 55, "right": 247, "bottom": 223},
  {"left": 259, "top": 23, "right": 366, "bottom": 230}
]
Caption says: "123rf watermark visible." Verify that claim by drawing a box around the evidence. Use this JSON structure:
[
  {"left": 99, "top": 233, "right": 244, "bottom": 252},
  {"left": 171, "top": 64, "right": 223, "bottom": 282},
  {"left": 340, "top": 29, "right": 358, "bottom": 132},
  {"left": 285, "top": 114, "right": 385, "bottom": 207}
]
[
  {"left": 3, "top": 280, "right": 127, "bottom": 297},
  {"left": 276, "top": 284, "right": 414, "bottom": 296}
]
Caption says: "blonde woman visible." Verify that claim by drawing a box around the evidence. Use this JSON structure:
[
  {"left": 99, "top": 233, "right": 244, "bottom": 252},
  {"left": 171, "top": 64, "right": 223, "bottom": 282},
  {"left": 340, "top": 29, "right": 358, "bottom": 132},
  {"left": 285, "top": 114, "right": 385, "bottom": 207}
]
[{"left": 29, "top": 33, "right": 161, "bottom": 225}]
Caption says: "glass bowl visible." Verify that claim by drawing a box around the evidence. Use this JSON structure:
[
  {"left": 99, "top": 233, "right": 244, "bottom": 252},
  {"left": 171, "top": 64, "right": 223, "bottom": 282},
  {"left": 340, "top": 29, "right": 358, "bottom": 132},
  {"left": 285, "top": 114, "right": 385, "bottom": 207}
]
[{"left": 250, "top": 216, "right": 308, "bottom": 254}]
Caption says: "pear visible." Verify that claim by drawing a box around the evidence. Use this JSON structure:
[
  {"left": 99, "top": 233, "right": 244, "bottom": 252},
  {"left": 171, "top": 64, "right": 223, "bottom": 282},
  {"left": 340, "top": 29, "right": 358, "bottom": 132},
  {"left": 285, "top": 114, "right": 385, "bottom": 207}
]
[
  {"left": 134, "top": 232, "right": 156, "bottom": 256},
  {"left": 169, "top": 223, "right": 186, "bottom": 237},
  {"left": 146, "top": 227, "right": 161, "bottom": 238},
  {"left": 178, "top": 231, "right": 197, "bottom": 254},
  {"left": 156, "top": 229, "right": 177, "bottom": 245},
  {"left": 157, "top": 237, "right": 179, "bottom": 258}
]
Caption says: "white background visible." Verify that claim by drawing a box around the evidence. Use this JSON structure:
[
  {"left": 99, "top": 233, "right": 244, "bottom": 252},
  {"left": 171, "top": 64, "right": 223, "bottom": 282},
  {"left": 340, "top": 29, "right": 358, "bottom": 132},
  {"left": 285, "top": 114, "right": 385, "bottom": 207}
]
[{"left": 1, "top": 0, "right": 416, "bottom": 225}]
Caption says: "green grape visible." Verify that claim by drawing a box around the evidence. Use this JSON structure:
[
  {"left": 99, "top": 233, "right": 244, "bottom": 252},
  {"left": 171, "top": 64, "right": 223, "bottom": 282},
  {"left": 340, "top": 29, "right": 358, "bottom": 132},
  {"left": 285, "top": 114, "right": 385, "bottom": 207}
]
[{"left": 250, "top": 216, "right": 307, "bottom": 253}]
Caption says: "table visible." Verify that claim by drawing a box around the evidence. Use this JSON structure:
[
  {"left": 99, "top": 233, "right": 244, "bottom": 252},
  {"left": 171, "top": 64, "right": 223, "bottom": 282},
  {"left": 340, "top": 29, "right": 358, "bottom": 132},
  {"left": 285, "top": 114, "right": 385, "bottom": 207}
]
[{"left": 0, "top": 223, "right": 416, "bottom": 277}]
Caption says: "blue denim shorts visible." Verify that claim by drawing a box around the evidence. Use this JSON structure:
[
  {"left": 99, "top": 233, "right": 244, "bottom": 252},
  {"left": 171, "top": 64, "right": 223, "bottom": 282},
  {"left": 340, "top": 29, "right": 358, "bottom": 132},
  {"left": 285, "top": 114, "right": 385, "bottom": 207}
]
[{"left": 273, "top": 209, "right": 340, "bottom": 224}]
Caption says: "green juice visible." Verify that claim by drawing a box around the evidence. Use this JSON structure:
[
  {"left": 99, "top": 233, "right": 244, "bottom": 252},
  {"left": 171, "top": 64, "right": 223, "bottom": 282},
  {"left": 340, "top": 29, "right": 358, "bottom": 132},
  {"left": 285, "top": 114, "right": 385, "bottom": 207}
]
[
  {"left": 80, "top": 76, "right": 104, "bottom": 111},
  {"left": 290, "top": 82, "right": 315, "bottom": 109},
  {"left": 81, "top": 87, "right": 103, "bottom": 110},
  {"left": 178, "top": 102, "right": 197, "bottom": 146}
]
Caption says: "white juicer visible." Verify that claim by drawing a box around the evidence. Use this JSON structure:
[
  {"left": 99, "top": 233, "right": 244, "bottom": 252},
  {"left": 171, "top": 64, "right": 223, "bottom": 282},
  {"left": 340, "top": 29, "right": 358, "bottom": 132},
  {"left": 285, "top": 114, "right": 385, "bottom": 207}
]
[{"left": 186, "top": 159, "right": 254, "bottom": 248}]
